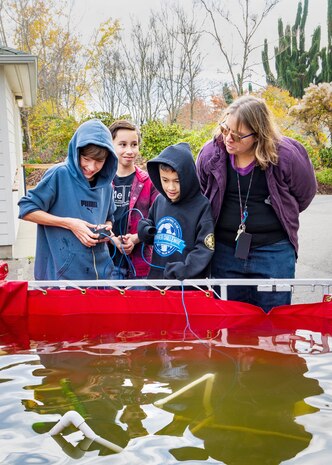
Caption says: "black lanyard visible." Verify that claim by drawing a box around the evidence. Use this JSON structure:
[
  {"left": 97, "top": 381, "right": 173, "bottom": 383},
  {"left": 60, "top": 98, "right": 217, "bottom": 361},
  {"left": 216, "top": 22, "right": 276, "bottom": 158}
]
[{"left": 235, "top": 168, "right": 254, "bottom": 241}]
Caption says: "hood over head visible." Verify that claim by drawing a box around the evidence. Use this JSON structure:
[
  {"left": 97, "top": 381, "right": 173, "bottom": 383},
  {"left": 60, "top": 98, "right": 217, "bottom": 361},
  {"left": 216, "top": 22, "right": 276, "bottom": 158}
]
[
  {"left": 66, "top": 119, "right": 117, "bottom": 188},
  {"left": 147, "top": 142, "right": 200, "bottom": 202}
]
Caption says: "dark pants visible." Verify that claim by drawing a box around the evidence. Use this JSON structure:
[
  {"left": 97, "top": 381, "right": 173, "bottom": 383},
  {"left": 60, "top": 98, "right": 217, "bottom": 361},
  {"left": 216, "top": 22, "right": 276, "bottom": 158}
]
[{"left": 212, "top": 240, "right": 296, "bottom": 313}]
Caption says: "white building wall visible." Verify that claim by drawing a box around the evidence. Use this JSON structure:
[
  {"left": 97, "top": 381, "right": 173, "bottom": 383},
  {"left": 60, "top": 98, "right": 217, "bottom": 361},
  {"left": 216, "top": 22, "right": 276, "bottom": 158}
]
[
  {"left": 0, "top": 67, "right": 8, "bottom": 246},
  {"left": 0, "top": 66, "right": 23, "bottom": 249}
]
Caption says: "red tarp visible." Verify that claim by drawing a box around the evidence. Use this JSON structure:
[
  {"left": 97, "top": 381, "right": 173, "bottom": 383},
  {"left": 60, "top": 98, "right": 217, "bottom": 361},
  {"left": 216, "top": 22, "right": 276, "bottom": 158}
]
[
  {"left": 0, "top": 281, "right": 28, "bottom": 316},
  {"left": 0, "top": 261, "right": 9, "bottom": 280},
  {"left": 1, "top": 281, "right": 332, "bottom": 342}
]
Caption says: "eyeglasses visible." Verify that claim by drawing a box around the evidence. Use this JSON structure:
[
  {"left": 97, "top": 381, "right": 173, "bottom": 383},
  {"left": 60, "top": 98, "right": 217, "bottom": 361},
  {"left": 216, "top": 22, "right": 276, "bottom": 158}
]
[{"left": 220, "top": 122, "right": 256, "bottom": 143}]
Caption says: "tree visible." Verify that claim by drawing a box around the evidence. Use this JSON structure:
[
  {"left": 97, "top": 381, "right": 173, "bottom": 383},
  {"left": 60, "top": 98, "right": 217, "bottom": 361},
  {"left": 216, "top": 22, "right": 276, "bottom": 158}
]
[
  {"left": 197, "top": 0, "right": 280, "bottom": 96},
  {"left": 171, "top": 5, "right": 203, "bottom": 128},
  {"left": 259, "top": 85, "right": 297, "bottom": 131},
  {"left": 222, "top": 83, "right": 234, "bottom": 104},
  {"left": 210, "top": 94, "right": 228, "bottom": 115},
  {"left": 85, "top": 19, "right": 123, "bottom": 115},
  {"left": 27, "top": 100, "right": 78, "bottom": 162},
  {"left": 115, "top": 20, "right": 164, "bottom": 125},
  {"left": 86, "top": 16, "right": 163, "bottom": 124},
  {"left": 0, "top": 0, "right": 8, "bottom": 45},
  {"left": 140, "top": 120, "right": 183, "bottom": 160},
  {"left": 150, "top": 9, "right": 188, "bottom": 125},
  {"left": 7, "top": 0, "right": 89, "bottom": 115},
  {"left": 177, "top": 98, "right": 215, "bottom": 128},
  {"left": 317, "top": 0, "right": 332, "bottom": 83},
  {"left": 151, "top": 3, "right": 204, "bottom": 127},
  {"left": 289, "top": 82, "right": 332, "bottom": 145},
  {"left": 262, "top": 0, "right": 328, "bottom": 98}
]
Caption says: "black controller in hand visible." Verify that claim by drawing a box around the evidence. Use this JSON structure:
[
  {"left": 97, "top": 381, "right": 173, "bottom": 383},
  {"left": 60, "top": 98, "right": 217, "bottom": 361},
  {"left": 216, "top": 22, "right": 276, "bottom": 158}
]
[{"left": 90, "top": 227, "right": 112, "bottom": 240}]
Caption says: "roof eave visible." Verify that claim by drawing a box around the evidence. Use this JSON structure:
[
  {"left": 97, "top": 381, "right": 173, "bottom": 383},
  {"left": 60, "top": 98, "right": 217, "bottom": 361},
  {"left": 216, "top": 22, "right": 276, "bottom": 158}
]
[{"left": 0, "top": 54, "right": 38, "bottom": 107}]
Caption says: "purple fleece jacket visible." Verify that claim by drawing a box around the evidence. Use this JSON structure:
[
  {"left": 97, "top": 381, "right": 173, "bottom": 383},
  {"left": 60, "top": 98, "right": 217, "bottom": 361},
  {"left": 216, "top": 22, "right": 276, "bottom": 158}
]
[{"left": 196, "top": 135, "right": 317, "bottom": 255}]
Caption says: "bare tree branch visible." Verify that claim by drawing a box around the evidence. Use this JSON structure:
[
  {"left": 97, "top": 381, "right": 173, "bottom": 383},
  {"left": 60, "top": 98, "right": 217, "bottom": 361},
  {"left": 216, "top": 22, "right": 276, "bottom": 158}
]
[{"left": 197, "top": 0, "right": 280, "bottom": 95}]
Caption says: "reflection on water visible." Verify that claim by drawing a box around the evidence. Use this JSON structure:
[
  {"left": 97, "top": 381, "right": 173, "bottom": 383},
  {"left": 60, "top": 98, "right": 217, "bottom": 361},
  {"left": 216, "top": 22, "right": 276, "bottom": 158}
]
[
  {"left": 1, "top": 325, "right": 332, "bottom": 464},
  {"left": 282, "top": 331, "right": 332, "bottom": 465}
]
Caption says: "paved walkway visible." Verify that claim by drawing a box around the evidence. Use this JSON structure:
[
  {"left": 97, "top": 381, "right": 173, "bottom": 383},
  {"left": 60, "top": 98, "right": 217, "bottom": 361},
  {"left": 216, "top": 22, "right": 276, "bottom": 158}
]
[
  {"left": 3, "top": 195, "right": 332, "bottom": 303},
  {"left": 296, "top": 195, "right": 331, "bottom": 279},
  {"left": 292, "top": 195, "right": 332, "bottom": 303},
  {"left": 5, "top": 220, "right": 36, "bottom": 281}
]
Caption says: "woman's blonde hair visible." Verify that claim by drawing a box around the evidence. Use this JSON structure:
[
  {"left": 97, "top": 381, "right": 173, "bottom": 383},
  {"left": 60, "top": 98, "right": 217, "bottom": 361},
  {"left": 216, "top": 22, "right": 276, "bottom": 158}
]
[{"left": 216, "top": 95, "right": 281, "bottom": 170}]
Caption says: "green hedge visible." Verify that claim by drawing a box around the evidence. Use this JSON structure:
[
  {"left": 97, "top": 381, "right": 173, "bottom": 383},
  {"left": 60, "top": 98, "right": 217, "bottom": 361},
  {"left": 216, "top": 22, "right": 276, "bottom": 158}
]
[
  {"left": 319, "top": 147, "right": 332, "bottom": 169},
  {"left": 316, "top": 168, "right": 332, "bottom": 185},
  {"left": 140, "top": 120, "right": 215, "bottom": 161}
]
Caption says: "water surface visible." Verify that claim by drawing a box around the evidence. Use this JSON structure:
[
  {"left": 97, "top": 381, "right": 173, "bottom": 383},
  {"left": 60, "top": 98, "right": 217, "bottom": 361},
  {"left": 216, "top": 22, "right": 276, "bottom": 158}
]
[{"left": 1, "top": 324, "right": 332, "bottom": 464}]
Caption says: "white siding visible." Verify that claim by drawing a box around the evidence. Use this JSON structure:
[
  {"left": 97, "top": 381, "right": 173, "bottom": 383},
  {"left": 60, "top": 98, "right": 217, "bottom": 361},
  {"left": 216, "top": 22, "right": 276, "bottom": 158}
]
[
  {"left": 0, "top": 67, "right": 8, "bottom": 244},
  {"left": 0, "top": 66, "right": 23, "bottom": 247}
]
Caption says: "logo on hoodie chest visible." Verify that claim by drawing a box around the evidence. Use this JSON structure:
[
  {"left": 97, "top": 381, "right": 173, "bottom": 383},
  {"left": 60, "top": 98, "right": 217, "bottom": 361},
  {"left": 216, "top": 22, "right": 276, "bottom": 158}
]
[
  {"left": 154, "top": 216, "right": 186, "bottom": 257},
  {"left": 81, "top": 200, "right": 98, "bottom": 213}
]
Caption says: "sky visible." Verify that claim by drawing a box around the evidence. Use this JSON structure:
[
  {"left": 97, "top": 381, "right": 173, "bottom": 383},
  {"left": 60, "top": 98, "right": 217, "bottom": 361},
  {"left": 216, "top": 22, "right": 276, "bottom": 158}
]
[
  {"left": 71, "top": 0, "right": 328, "bottom": 90},
  {"left": 73, "top": 0, "right": 327, "bottom": 36}
]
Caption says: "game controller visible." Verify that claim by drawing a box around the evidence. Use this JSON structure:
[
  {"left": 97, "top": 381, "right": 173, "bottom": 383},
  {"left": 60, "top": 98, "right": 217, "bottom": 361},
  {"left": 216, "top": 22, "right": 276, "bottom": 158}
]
[{"left": 90, "top": 227, "right": 112, "bottom": 240}]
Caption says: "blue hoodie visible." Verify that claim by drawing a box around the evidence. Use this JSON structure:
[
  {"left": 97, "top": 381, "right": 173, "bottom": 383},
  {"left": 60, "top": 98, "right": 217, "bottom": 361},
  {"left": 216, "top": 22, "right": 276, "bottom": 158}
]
[{"left": 18, "top": 119, "right": 117, "bottom": 280}]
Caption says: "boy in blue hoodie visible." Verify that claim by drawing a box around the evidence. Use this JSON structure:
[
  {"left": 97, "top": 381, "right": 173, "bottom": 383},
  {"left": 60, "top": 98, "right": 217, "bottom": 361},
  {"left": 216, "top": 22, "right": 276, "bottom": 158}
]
[
  {"left": 138, "top": 142, "right": 215, "bottom": 280},
  {"left": 18, "top": 119, "right": 118, "bottom": 280}
]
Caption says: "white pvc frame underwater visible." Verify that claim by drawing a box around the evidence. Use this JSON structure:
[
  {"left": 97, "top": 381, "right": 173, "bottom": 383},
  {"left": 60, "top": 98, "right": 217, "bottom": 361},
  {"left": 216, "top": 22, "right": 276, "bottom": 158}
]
[{"left": 49, "top": 372, "right": 216, "bottom": 456}]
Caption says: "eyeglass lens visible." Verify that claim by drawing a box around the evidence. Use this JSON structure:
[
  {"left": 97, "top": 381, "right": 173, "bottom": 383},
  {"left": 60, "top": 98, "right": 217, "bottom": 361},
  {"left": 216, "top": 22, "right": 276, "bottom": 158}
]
[
  {"left": 220, "top": 124, "right": 242, "bottom": 142},
  {"left": 220, "top": 123, "right": 254, "bottom": 142}
]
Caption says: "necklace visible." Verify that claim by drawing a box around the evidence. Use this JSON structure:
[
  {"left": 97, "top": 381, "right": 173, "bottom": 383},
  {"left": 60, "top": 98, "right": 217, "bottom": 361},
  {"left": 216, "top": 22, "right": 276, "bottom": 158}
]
[{"left": 235, "top": 168, "right": 254, "bottom": 241}]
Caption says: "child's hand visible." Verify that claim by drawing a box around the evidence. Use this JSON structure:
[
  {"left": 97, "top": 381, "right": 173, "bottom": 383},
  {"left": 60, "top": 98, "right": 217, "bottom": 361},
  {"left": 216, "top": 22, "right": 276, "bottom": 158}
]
[
  {"left": 67, "top": 219, "right": 99, "bottom": 247},
  {"left": 164, "top": 262, "right": 186, "bottom": 281},
  {"left": 119, "top": 234, "right": 136, "bottom": 255},
  {"left": 93, "top": 225, "right": 113, "bottom": 242}
]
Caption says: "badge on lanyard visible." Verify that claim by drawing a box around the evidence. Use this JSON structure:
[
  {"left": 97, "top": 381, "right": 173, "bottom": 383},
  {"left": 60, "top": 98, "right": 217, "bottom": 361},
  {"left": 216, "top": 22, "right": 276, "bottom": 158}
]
[{"left": 235, "top": 230, "right": 252, "bottom": 259}]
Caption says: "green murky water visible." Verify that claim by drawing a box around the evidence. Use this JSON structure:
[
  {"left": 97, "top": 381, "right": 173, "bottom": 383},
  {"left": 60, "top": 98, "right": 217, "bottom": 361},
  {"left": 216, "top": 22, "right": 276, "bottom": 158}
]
[{"left": 1, "top": 327, "right": 331, "bottom": 464}]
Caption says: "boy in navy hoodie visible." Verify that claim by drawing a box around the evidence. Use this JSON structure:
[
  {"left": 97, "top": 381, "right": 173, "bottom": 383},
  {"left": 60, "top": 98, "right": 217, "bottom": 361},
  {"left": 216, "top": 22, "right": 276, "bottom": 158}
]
[{"left": 138, "top": 142, "right": 215, "bottom": 280}]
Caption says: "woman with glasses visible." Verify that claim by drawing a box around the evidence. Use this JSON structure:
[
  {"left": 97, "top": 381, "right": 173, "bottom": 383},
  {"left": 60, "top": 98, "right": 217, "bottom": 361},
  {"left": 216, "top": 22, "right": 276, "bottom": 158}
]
[{"left": 196, "top": 95, "right": 317, "bottom": 312}]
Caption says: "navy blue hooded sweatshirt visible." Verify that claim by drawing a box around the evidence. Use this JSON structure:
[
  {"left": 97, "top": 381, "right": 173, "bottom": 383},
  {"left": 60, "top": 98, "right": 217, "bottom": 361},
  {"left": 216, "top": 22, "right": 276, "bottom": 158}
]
[
  {"left": 138, "top": 142, "right": 215, "bottom": 280},
  {"left": 18, "top": 119, "right": 117, "bottom": 280}
]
